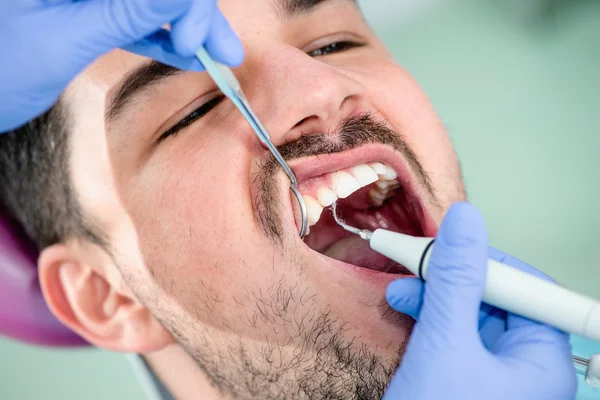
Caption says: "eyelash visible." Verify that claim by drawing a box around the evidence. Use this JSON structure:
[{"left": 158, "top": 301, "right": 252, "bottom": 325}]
[
  {"left": 158, "top": 95, "right": 225, "bottom": 143},
  {"left": 158, "top": 40, "right": 364, "bottom": 143},
  {"left": 308, "top": 40, "right": 365, "bottom": 57}
]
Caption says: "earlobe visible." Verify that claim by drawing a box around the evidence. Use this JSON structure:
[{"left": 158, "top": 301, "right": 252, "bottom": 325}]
[{"left": 39, "top": 243, "right": 175, "bottom": 353}]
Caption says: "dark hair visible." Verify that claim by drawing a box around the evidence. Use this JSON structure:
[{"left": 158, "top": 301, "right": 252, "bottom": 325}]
[{"left": 0, "top": 102, "right": 103, "bottom": 250}]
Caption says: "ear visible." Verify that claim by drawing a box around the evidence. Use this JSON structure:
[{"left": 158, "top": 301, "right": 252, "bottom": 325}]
[{"left": 38, "top": 243, "right": 175, "bottom": 353}]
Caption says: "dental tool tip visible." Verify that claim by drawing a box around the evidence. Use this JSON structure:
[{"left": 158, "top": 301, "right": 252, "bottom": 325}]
[{"left": 330, "top": 201, "right": 373, "bottom": 241}]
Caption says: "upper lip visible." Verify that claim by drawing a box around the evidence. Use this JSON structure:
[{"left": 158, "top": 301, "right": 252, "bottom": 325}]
[{"left": 289, "top": 143, "right": 422, "bottom": 195}]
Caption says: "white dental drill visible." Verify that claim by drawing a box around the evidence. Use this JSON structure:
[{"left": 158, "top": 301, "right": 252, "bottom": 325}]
[{"left": 331, "top": 203, "right": 600, "bottom": 343}]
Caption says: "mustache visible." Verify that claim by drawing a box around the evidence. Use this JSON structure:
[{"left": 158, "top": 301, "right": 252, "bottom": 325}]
[{"left": 255, "top": 112, "right": 435, "bottom": 242}]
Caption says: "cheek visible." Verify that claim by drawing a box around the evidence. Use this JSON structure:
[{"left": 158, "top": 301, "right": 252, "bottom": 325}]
[
  {"left": 116, "top": 122, "right": 274, "bottom": 312},
  {"left": 113, "top": 105, "right": 310, "bottom": 335},
  {"left": 354, "top": 61, "right": 464, "bottom": 210}
]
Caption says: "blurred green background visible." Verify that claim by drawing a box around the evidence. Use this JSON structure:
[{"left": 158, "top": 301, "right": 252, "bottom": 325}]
[{"left": 1, "top": 0, "right": 599, "bottom": 398}]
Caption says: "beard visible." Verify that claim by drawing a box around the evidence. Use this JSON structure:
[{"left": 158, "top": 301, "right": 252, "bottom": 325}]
[{"left": 161, "top": 275, "right": 410, "bottom": 400}]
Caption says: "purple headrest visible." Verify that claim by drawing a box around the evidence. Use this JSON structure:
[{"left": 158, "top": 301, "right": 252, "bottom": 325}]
[{"left": 0, "top": 208, "right": 86, "bottom": 346}]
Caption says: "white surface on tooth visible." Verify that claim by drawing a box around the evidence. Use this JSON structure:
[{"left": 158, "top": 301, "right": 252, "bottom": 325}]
[
  {"left": 381, "top": 179, "right": 398, "bottom": 188},
  {"left": 369, "top": 162, "right": 387, "bottom": 176},
  {"left": 331, "top": 171, "right": 361, "bottom": 198},
  {"left": 369, "top": 189, "right": 386, "bottom": 201},
  {"left": 304, "top": 196, "right": 324, "bottom": 226},
  {"left": 369, "top": 189, "right": 385, "bottom": 207},
  {"left": 375, "top": 180, "right": 392, "bottom": 189},
  {"left": 351, "top": 164, "right": 379, "bottom": 186},
  {"left": 369, "top": 185, "right": 398, "bottom": 205},
  {"left": 369, "top": 162, "right": 398, "bottom": 180},
  {"left": 382, "top": 166, "right": 398, "bottom": 180},
  {"left": 373, "top": 183, "right": 391, "bottom": 194},
  {"left": 302, "top": 163, "right": 398, "bottom": 214},
  {"left": 316, "top": 188, "right": 337, "bottom": 207}
]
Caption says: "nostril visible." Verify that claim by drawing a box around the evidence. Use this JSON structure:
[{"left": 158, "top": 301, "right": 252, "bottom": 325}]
[{"left": 293, "top": 116, "right": 314, "bottom": 128}]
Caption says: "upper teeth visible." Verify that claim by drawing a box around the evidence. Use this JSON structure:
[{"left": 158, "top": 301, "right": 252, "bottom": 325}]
[
  {"left": 331, "top": 171, "right": 362, "bottom": 199},
  {"left": 301, "top": 162, "right": 399, "bottom": 233},
  {"left": 351, "top": 165, "right": 380, "bottom": 187},
  {"left": 316, "top": 188, "right": 337, "bottom": 207}
]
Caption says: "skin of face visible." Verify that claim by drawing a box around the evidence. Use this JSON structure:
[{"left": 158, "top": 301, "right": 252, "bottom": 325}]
[{"left": 38, "top": 0, "right": 466, "bottom": 398}]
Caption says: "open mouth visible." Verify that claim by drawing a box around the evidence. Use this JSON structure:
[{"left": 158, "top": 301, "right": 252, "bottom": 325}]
[{"left": 295, "top": 148, "right": 433, "bottom": 277}]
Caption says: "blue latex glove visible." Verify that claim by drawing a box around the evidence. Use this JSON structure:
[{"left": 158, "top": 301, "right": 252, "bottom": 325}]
[
  {"left": 0, "top": 0, "right": 244, "bottom": 133},
  {"left": 384, "top": 202, "right": 577, "bottom": 400}
]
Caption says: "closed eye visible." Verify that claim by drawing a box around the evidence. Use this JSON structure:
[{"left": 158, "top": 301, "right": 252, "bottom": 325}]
[
  {"left": 308, "top": 40, "right": 366, "bottom": 57},
  {"left": 158, "top": 95, "right": 225, "bottom": 143}
]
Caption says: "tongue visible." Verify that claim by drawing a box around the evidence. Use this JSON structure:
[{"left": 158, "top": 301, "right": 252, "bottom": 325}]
[{"left": 324, "top": 235, "right": 409, "bottom": 274}]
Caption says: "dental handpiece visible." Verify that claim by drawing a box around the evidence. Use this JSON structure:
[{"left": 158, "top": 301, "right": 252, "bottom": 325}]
[{"left": 331, "top": 204, "right": 600, "bottom": 342}]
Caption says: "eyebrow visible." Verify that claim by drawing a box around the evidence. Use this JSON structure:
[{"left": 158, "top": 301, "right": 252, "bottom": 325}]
[
  {"left": 106, "top": 60, "right": 184, "bottom": 123},
  {"left": 277, "top": 0, "right": 356, "bottom": 16}
]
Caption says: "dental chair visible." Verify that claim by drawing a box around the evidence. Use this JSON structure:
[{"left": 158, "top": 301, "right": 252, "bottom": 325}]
[
  {"left": 0, "top": 208, "right": 171, "bottom": 400},
  {"left": 0, "top": 208, "right": 85, "bottom": 346}
]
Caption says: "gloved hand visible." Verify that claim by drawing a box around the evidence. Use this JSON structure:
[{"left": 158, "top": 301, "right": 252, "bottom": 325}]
[
  {"left": 384, "top": 202, "right": 577, "bottom": 400},
  {"left": 0, "top": 0, "right": 244, "bottom": 133}
]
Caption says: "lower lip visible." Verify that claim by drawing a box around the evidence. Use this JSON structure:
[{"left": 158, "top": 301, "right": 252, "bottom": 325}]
[{"left": 314, "top": 250, "right": 415, "bottom": 286}]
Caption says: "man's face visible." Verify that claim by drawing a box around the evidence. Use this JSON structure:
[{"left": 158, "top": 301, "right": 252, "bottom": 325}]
[{"left": 66, "top": 0, "right": 465, "bottom": 397}]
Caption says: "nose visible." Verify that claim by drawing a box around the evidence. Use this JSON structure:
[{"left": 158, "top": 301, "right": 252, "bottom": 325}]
[{"left": 241, "top": 44, "right": 366, "bottom": 146}]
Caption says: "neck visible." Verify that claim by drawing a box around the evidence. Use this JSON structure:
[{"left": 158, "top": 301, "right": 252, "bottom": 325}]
[{"left": 144, "top": 344, "right": 223, "bottom": 400}]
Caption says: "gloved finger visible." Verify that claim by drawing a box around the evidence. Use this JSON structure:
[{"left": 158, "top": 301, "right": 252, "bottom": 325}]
[
  {"left": 170, "top": 1, "right": 244, "bottom": 65},
  {"left": 489, "top": 247, "right": 558, "bottom": 331},
  {"left": 96, "top": 0, "right": 194, "bottom": 44},
  {"left": 386, "top": 277, "right": 424, "bottom": 320},
  {"left": 492, "top": 323, "right": 576, "bottom": 399},
  {"left": 170, "top": 0, "right": 216, "bottom": 56},
  {"left": 38, "top": 0, "right": 76, "bottom": 5},
  {"left": 478, "top": 304, "right": 508, "bottom": 349},
  {"left": 122, "top": 29, "right": 204, "bottom": 71},
  {"left": 492, "top": 323, "right": 572, "bottom": 370},
  {"left": 419, "top": 202, "right": 488, "bottom": 337},
  {"left": 31, "top": 0, "right": 73, "bottom": 7},
  {"left": 479, "top": 303, "right": 503, "bottom": 328},
  {"left": 59, "top": 0, "right": 196, "bottom": 66},
  {"left": 387, "top": 278, "right": 508, "bottom": 339},
  {"left": 203, "top": 9, "right": 245, "bottom": 67}
]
